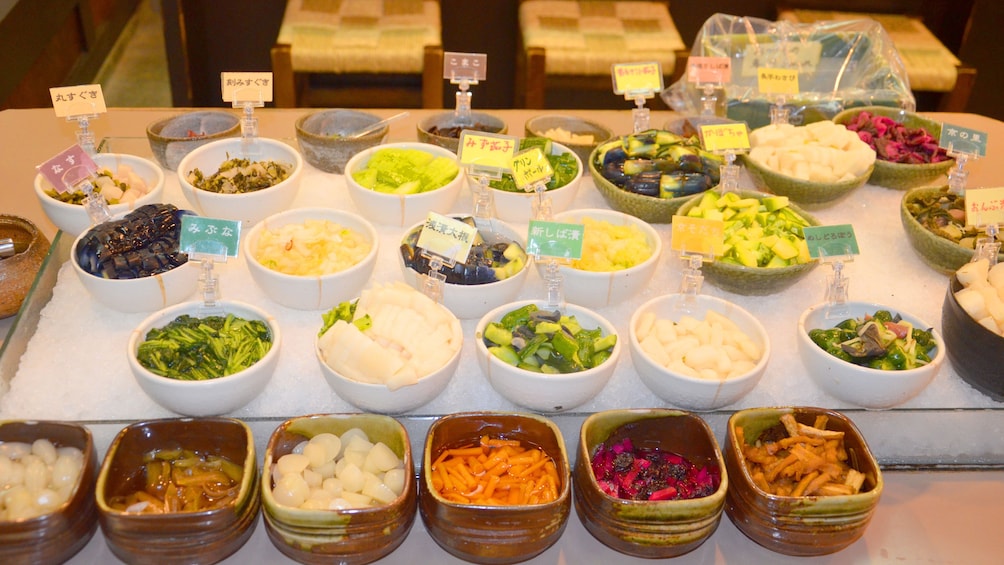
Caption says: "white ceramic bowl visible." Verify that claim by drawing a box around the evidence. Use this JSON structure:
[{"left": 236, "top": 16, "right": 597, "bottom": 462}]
[
  {"left": 398, "top": 216, "right": 529, "bottom": 319},
  {"left": 797, "top": 301, "right": 945, "bottom": 409},
  {"left": 244, "top": 207, "right": 379, "bottom": 311},
  {"left": 344, "top": 142, "right": 462, "bottom": 227},
  {"left": 177, "top": 137, "right": 303, "bottom": 227},
  {"left": 127, "top": 300, "right": 280, "bottom": 416},
  {"left": 315, "top": 297, "right": 463, "bottom": 414},
  {"left": 629, "top": 293, "right": 770, "bottom": 411},
  {"left": 34, "top": 153, "right": 165, "bottom": 237},
  {"left": 316, "top": 344, "right": 460, "bottom": 414},
  {"left": 480, "top": 141, "right": 583, "bottom": 223},
  {"left": 541, "top": 208, "right": 662, "bottom": 309},
  {"left": 70, "top": 205, "right": 199, "bottom": 313},
  {"left": 474, "top": 299, "right": 620, "bottom": 412}
]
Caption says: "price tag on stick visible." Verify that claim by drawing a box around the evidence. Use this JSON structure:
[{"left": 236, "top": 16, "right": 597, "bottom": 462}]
[
  {"left": 50, "top": 85, "right": 106, "bottom": 155},
  {"left": 37, "top": 145, "right": 99, "bottom": 194},
  {"left": 180, "top": 216, "right": 241, "bottom": 260},
  {"left": 940, "top": 123, "right": 988, "bottom": 158},
  {"left": 510, "top": 147, "right": 553, "bottom": 190},
  {"left": 803, "top": 225, "right": 860, "bottom": 260},
  {"left": 458, "top": 131, "right": 518, "bottom": 177},
  {"left": 611, "top": 61, "right": 662, "bottom": 132},
  {"left": 416, "top": 213, "right": 477, "bottom": 265},
  {"left": 804, "top": 225, "right": 859, "bottom": 311},
  {"left": 180, "top": 215, "right": 241, "bottom": 313},
  {"left": 671, "top": 216, "right": 724, "bottom": 257},
  {"left": 49, "top": 85, "right": 107, "bottom": 118},
  {"left": 688, "top": 57, "right": 731, "bottom": 84},
  {"left": 526, "top": 220, "right": 584, "bottom": 261}
]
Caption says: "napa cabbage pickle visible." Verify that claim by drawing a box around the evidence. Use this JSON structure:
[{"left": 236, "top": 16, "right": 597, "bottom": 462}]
[
  {"left": 136, "top": 314, "right": 273, "bottom": 380},
  {"left": 808, "top": 310, "right": 936, "bottom": 371},
  {"left": 482, "top": 304, "right": 616, "bottom": 373},
  {"left": 318, "top": 299, "right": 372, "bottom": 337}
]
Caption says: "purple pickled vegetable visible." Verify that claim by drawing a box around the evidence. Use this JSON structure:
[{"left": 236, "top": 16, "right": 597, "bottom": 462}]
[
  {"left": 845, "top": 111, "right": 950, "bottom": 165},
  {"left": 589, "top": 437, "right": 720, "bottom": 501}
]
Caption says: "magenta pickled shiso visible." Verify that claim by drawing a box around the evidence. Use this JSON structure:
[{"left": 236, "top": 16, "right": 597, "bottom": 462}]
[
  {"left": 844, "top": 111, "right": 950, "bottom": 165},
  {"left": 590, "top": 437, "right": 720, "bottom": 501}
]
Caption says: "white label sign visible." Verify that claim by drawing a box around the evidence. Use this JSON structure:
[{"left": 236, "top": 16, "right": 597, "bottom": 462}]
[
  {"left": 221, "top": 72, "right": 274, "bottom": 103},
  {"left": 49, "top": 85, "right": 107, "bottom": 117}
]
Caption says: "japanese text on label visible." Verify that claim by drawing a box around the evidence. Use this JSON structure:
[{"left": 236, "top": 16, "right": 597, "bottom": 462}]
[
  {"left": 611, "top": 62, "right": 663, "bottom": 95},
  {"left": 38, "top": 145, "right": 98, "bottom": 193},
  {"left": 180, "top": 216, "right": 241, "bottom": 258},
  {"left": 526, "top": 220, "right": 584, "bottom": 260},
  {"left": 49, "top": 84, "right": 107, "bottom": 118},
  {"left": 688, "top": 57, "right": 731, "bottom": 83},
  {"left": 221, "top": 72, "right": 274, "bottom": 103}
]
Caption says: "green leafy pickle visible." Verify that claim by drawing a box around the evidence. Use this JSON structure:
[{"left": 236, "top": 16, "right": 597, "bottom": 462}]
[{"left": 136, "top": 314, "right": 272, "bottom": 380}]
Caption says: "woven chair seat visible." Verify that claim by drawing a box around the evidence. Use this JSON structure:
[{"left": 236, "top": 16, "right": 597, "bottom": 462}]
[
  {"left": 519, "top": 1, "right": 686, "bottom": 76},
  {"left": 277, "top": 0, "right": 441, "bottom": 74}
]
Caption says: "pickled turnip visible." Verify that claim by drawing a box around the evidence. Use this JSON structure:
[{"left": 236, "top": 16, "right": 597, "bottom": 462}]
[{"left": 271, "top": 429, "right": 405, "bottom": 510}]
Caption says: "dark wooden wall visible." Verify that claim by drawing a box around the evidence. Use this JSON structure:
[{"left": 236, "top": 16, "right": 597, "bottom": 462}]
[{"left": 0, "top": 0, "right": 140, "bottom": 110}]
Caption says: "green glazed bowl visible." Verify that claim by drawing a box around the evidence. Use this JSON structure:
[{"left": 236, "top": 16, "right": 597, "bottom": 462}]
[
  {"left": 588, "top": 145, "right": 708, "bottom": 224},
  {"left": 834, "top": 106, "right": 954, "bottom": 190},
  {"left": 676, "top": 190, "right": 820, "bottom": 295},
  {"left": 724, "top": 407, "right": 883, "bottom": 556},
  {"left": 900, "top": 186, "right": 1004, "bottom": 275},
  {"left": 574, "top": 409, "right": 726, "bottom": 558},
  {"left": 741, "top": 153, "right": 872, "bottom": 207}
]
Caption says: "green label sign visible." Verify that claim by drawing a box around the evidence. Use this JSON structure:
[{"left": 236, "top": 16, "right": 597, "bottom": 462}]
[
  {"left": 180, "top": 216, "right": 241, "bottom": 258},
  {"left": 803, "top": 224, "right": 859, "bottom": 258},
  {"left": 526, "top": 220, "right": 584, "bottom": 260},
  {"left": 940, "top": 123, "right": 988, "bottom": 157}
]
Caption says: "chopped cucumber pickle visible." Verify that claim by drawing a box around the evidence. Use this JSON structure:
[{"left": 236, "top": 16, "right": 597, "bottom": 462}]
[{"left": 482, "top": 304, "right": 616, "bottom": 373}]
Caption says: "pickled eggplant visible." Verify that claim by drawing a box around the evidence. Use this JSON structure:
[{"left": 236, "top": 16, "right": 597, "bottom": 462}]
[
  {"left": 75, "top": 203, "right": 193, "bottom": 279},
  {"left": 593, "top": 129, "right": 722, "bottom": 199},
  {"left": 400, "top": 216, "right": 527, "bottom": 285}
]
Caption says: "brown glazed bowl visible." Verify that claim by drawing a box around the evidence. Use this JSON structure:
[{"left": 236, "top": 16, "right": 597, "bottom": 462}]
[
  {"left": 0, "top": 215, "right": 51, "bottom": 319},
  {"left": 95, "top": 418, "right": 260, "bottom": 565},
  {"left": 724, "top": 407, "right": 883, "bottom": 556},
  {"left": 574, "top": 409, "right": 727, "bottom": 558},
  {"left": 419, "top": 412, "right": 571, "bottom": 564},
  {"left": 0, "top": 420, "right": 99, "bottom": 565},
  {"left": 260, "top": 414, "right": 417, "bottom": 565}
]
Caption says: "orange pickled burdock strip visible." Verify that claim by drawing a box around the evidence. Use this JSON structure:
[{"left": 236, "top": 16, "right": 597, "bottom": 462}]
[{"left": 431, "top": 437, "right": 561, "bottom": 505}]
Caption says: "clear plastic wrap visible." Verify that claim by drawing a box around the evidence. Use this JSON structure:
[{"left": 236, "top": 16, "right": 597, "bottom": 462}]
[{"left": 662, "top": 13, "right": 915, "bottom": 129}]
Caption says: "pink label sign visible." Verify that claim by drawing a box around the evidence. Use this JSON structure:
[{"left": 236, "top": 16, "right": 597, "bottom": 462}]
[{"left": 37, "top": 145, "right": 98, "bottom": 194}]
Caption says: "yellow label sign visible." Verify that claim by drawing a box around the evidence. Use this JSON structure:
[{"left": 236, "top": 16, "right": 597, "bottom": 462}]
[
  {"left": 757, "top": 67, "right": 800, "bottom": 95},
  {"left": 611, "top": 62, "right": 663, "bottom": 95},
  {"left": 700, "top": 124, "right": 751, "bottom": 152},
  {"left": 416, "top": 212, "right": 478, "bottom": 263},
  {"left": 49, "top": 85, "right": 106, "bottom": 117},
  {"left": 671, "top": 216, "right": 724, "bottom": 256},
  {"left": 221, "top": 72, "right": 274, "bottom": 103},
  {"left": 964, "top": 187, "right": 1004, "bottom": 227},
  {"left": 510, "top": 147, "right": 553, "bottom": 190},
  {"left": 458, "top": 132, "right": 518, "bottom": 171}
]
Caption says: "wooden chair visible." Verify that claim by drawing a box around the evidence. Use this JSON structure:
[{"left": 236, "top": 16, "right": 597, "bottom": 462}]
[
  {"left": 271, "top": 0, "right": 444, "bottom": 109},
  {"left": 776, "top": 9, "right": 977, "bottom": 112},
  {"left": 515, "top": 1, "right": 689, "bottom": 109}
]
